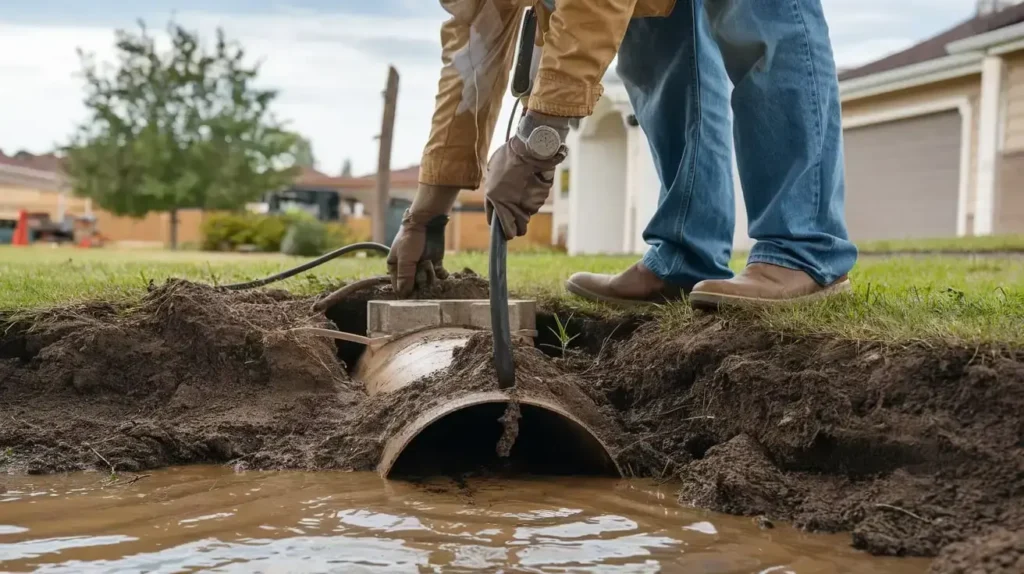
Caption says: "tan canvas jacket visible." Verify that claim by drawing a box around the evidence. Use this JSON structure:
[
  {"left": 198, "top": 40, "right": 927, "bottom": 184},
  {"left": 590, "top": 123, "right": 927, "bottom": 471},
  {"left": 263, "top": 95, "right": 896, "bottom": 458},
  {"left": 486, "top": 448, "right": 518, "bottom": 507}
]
[{"left": 419, "top": 0, "right": 675, "bottom": 189}]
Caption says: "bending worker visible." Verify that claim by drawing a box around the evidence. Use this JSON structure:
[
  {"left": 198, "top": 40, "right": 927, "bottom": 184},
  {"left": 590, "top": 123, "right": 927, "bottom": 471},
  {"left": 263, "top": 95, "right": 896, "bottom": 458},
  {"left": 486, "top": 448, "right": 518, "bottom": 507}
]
[{"left": 388, "top": 0, "right": 858, "bottom": 307}]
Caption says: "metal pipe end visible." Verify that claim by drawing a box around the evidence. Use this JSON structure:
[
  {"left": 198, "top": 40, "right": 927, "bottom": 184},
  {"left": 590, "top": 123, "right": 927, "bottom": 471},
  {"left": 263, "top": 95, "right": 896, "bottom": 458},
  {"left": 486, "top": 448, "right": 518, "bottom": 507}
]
[{"left": 379, "top": 391, "right": 621, "bottom": 479}]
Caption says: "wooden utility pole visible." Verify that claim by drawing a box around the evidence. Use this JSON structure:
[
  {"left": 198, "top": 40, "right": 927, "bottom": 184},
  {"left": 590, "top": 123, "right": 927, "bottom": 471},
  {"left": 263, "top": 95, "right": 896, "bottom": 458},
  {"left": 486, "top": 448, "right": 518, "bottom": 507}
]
[{"left": 373, "top": 66, "right": 399, "bottom": 245}]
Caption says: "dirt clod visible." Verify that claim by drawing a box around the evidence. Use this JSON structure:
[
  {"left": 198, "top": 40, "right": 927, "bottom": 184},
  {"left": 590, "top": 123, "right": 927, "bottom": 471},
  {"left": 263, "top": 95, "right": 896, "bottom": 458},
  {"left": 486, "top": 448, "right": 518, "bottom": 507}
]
[
  {"left": 496, "top": 401, "right": 521, "bottom": 458},
  {"left": 929, "top": 529, "right": 1024, "bottom": 574}
]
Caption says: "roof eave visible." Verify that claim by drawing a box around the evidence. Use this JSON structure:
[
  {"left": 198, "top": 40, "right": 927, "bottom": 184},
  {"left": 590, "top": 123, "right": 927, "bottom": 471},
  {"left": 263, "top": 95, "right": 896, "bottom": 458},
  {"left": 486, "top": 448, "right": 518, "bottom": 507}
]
[
  {"left": 839, "top": 52, "right": 984, "bottom": 102},
  {"left": 0, "top": 163, "right": 68, "bottom": 191},
  {"left": 947, "top": 20, "right": 1024, "bottom": 54}
]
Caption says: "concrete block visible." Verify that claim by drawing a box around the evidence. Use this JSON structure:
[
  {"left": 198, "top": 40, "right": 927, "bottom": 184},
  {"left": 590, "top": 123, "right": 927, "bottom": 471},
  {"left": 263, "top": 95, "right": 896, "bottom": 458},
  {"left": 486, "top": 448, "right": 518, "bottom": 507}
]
[
  {"left": 367, "top": 299, "right": 537, "bottom": 336},
  {"left": 438, "top": 300, "right": 473, "bottom": 327},
  {"left": 468, "top": 301, "right": 535, "bottom": 332},
  {"left": 513, "top": 300, "right": 537, "bottom": 331},
  {"left": 368, "top": 301, "right": 440, "bottom": 336}
]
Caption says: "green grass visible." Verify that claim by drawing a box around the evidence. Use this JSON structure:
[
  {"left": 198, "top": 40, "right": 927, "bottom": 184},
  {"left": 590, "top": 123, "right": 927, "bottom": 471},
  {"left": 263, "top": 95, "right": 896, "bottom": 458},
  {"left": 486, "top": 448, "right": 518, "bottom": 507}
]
[
  {"left": 1, "top": 246, "right": 1022, "bottom": 345},
  {"left": 856, "top": 234, "right": 1024, "bottom": 254}
]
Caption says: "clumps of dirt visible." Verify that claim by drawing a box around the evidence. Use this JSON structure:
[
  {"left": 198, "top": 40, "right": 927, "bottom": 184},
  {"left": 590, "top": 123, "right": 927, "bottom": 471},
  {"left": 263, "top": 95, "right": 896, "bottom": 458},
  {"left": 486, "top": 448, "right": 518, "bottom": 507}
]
[
  {"left": 929, "top": 529, "right": 1024, "bottom": 574},
  {"left": 579, "top": 317, "right": 1024, "bottom": 563},
  {"left": 0, "top": 280, "right": 365, "bottom": 474},
  {"left": 677, "top": 433, "right": 802, "bottom": 518},
  {"left": 496, "top": 402, "right": 521, "bottom": 458}
]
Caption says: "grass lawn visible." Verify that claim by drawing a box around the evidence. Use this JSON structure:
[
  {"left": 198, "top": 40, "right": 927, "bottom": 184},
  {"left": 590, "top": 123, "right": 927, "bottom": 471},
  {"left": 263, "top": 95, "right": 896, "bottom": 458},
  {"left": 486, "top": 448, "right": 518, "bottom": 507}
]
[
  {"left": 1, "top": 246, "right": 1022, "bottom": 345},
  {"left": 856, "top": 234, "right": 1024, "bottom": 254}
]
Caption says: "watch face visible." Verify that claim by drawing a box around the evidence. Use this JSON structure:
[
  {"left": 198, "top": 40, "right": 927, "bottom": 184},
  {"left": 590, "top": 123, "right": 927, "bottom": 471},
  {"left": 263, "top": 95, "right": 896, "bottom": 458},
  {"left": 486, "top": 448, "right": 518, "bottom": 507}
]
[{"left": 528, "top": 126, "right": 561, "bottom": 159}]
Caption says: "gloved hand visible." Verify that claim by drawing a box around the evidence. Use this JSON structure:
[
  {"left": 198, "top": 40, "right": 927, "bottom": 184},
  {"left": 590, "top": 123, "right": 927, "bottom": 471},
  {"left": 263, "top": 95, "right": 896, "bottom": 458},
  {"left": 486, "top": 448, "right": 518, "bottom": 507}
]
[
  {"left": 387, "top": 184, "right": 460, "bottom": 297},
  {"left": 485, "top": 110, "right": 569, "bottom": 240}
]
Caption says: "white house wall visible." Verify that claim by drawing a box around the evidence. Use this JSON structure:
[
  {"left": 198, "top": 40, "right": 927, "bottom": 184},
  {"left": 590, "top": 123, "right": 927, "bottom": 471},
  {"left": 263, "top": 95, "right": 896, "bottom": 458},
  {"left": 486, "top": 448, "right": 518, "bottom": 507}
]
[
  {"left": 564, "top": 115, "right": 752, "bottom": 255},
  {"left": 567, "top": 112, "right": 629, "bottom": 255}
]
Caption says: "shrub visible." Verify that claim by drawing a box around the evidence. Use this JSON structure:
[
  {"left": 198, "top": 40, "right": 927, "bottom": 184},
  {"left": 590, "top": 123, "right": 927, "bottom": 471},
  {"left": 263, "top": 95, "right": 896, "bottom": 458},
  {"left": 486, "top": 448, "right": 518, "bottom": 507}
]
[
  {"left": 201, "top": 212, "right": 298, "bottom": 252},
  {"left": 280, "top": 217, "right": 327, "bottom": 256},
  {"left": 325, "top": 222, "right": 362, "bottom": 249},
  {"left": 202, "top": 211, "right": 365, "bottom": 255}
]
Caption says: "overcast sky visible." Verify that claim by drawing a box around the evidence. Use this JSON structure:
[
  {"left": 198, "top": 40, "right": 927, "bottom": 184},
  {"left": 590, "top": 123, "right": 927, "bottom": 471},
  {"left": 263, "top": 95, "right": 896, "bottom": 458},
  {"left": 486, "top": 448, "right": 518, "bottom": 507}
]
[{"left": 0, "top": 1, "right": 980, "bottom": 177}]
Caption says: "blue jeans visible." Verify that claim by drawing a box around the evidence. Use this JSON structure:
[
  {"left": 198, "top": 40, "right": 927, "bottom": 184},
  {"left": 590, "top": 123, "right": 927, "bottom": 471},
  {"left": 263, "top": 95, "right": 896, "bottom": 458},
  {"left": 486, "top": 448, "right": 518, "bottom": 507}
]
[{"left": 617, "top": 0, "right": 858, "bottom": 288}]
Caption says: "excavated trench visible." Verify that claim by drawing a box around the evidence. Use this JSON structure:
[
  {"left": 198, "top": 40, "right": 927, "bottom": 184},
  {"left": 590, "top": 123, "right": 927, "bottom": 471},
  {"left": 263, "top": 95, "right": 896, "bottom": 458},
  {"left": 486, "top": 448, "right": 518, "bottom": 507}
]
[{"left": 1, "top": 275, "right": 1023, "bottom": 572}]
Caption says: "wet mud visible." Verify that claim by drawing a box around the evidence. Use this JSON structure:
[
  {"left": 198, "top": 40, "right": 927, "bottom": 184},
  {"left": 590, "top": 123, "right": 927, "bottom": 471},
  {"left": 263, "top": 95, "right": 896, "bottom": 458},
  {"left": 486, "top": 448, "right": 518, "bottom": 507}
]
[{"left": 1, "top": 276, "right": 1022, "bottom": 572}]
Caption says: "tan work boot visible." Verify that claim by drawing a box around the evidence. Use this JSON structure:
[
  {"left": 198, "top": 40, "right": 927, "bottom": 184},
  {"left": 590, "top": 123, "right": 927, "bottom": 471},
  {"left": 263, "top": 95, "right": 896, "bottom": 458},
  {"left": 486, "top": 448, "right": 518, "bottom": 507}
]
[
  {"left": 689, "top": 263, "right": 851, "bottom": 310},
  {"left": 566, "top": 262, "right": 686, "bottom": 307}
]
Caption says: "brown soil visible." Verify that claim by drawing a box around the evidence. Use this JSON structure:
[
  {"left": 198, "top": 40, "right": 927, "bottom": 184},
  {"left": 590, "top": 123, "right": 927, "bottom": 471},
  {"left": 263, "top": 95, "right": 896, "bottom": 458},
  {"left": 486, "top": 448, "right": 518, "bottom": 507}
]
[
  {"left": 1, "top": 275, "right": 1023, "bottom": 572},
  {"left": 929, "top": 529, "right": 1024, "bottom": 574},
  {"left": 579, "top": 317, "right": 1024, "bottom": 565},
  {"left": 0, "top": 280, "right": 366, "bottom": 474}
]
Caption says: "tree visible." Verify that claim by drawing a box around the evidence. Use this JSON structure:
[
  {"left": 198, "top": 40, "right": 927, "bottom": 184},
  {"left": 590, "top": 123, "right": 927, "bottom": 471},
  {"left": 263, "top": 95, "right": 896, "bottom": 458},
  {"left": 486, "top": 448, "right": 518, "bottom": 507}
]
[
  {"left": 64, "top": 21, "right": 300, "bottom": 249},
  {"left": 340, "top": 158, "right": 353, "bottom": 178},
  {"left": 292, "top": 136, "right": 316, "bottom": 169}
]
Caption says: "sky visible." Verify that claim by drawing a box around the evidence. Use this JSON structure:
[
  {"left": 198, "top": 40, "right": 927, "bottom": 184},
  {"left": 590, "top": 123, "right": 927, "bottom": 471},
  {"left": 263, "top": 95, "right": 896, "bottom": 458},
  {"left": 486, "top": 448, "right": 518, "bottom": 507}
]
[{"left": 0, "top": 1, "right": 982, "bottom": 177}]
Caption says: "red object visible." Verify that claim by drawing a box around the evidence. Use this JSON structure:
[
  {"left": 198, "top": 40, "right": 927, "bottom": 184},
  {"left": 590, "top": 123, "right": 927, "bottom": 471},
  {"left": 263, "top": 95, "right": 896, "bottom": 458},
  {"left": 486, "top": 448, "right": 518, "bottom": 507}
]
[{"left": 11, "top": 209, "right": 29, "bottom": 246}]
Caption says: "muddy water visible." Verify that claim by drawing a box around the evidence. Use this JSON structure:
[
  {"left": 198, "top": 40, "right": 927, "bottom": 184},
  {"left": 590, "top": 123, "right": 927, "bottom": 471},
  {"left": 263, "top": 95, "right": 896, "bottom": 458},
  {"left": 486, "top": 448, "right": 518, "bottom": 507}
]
[{"left": 0, "top": 467, "right": 928, "bottom": 573}]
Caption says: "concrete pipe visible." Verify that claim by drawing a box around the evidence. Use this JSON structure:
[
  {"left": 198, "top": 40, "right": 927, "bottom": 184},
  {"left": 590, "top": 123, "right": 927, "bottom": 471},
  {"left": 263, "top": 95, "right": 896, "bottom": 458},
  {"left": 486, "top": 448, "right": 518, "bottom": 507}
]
[{"left": 351, "top": 299, "right": 621, "bottom": 479}]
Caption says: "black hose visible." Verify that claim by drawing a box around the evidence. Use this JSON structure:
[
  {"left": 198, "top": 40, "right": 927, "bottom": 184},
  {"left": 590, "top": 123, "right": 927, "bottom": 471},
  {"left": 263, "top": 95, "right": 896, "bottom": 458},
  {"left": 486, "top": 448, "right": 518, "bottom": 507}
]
[
  {"left": 220, "top": 242, "right": 390, "bottom": 291},
  {"left": 311, "top": 275, "right": 390, "bottom": 313},
  {"left": 489, "top": 218, "right": 516, "bottom": 389}
]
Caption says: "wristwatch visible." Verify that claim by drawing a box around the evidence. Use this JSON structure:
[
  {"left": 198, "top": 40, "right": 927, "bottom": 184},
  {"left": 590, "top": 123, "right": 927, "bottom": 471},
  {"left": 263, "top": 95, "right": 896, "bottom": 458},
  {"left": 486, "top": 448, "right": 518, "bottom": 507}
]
[{"left": 516, "top": 113, "right": 568, "bottom": 160}]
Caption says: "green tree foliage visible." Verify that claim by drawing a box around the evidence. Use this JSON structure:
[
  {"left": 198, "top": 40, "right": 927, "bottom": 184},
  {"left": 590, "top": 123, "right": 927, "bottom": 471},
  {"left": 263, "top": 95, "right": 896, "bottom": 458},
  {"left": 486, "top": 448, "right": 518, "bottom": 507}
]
[
  {"left": 64, "top": 21, "right": 302, "bottom": 248},
  {"left": 292, "top": 137, "right": 316, "bottom": 169}
]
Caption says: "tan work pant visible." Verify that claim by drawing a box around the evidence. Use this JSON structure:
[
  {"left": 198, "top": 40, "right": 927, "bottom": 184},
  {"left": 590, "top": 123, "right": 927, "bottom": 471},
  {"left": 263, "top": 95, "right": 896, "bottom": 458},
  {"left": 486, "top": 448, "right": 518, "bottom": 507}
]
[
  {"left": 419, "top": 0, "right": 536, "bottom": 190},
  {"left": 419, "top": 0, "right": 675, "bottom": 189}
]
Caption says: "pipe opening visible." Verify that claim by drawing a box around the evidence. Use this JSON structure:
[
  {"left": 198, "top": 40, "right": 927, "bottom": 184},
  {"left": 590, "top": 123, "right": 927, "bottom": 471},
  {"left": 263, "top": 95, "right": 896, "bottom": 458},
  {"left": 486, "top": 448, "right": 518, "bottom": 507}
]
[
  {"left": 387, "top": 402, "right": 619, "bottom": 478},
  {"left": 322, "top": 299, "right": 373, "bottom": 373}
]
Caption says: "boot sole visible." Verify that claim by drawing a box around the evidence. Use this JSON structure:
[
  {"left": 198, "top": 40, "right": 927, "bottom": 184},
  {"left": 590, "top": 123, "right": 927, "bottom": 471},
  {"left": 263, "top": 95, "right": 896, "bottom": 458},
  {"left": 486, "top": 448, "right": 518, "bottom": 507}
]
[
  {"left": 689, "top": 279, "right": 853, "bottom": 311},
  {"left": 565, "top": 278, "right": 664, "bottom": 309}
]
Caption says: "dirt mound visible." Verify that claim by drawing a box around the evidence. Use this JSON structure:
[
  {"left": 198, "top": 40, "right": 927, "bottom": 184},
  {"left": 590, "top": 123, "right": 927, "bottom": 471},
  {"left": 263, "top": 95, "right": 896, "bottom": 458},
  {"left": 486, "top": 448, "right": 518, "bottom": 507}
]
[
  {"left": 0, "top": 280, "right": 364, "bottom": 474},
  {"left": 582, "top": 319, "right": 1024, "bottom": 559},
  {"left": 677, "top": 434, "right": 802, "bottom": 518},
  {"left": 929, "top": 529, "right": 1024, "bottom": 573}
]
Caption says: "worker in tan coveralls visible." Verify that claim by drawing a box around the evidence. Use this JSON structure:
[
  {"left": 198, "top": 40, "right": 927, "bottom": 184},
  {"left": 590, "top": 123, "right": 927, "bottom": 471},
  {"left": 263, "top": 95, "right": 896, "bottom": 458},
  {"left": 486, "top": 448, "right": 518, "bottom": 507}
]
[{"left": 388, "top": 0, "right": 858, "bottom": 308}]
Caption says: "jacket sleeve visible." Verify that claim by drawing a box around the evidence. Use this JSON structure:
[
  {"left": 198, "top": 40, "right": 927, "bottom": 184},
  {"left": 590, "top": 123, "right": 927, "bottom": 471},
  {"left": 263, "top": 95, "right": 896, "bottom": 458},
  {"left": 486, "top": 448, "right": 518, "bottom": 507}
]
[{"left": 527, "top": 0, "right": 639, "bottom": 117}]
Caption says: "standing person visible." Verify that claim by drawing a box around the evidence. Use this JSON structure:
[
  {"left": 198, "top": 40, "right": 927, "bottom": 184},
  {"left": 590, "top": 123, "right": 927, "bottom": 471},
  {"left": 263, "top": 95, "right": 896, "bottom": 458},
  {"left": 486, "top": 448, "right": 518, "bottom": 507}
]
[{"left": 388, "top": 0, "right": 858, "bottom": 308}]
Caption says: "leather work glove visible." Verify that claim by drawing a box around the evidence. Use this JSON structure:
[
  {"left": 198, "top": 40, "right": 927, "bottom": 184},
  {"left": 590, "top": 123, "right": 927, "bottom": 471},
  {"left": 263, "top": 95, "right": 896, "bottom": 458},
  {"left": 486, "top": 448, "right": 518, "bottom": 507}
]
[
  {"left": 387, "top": 184, "right": 460, "bottom": 297},
  {"left": 485, "top": 110, "right": 570, "bottom": 241}
]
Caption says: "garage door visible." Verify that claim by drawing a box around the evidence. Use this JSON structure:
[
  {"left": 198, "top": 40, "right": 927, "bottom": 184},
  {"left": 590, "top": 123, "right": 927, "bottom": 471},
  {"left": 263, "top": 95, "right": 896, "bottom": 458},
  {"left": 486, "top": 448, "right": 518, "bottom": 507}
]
[{"left": 843, "top": 110, "right": 962, "bottom": 241}]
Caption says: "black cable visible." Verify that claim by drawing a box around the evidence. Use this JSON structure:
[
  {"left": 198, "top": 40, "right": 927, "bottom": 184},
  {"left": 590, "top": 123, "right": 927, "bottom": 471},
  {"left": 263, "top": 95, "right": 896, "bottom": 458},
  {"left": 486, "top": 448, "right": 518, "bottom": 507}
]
[
  {"left": 505, "top": 98, "right": 520, "bottom": 146},
  {"left": 488, "top": 87, "right": 523, "bottom": 390},
  {"left": 489, "top": 216, "right": 516, "bottom": 389},
  {"left": 221, "top": 242, "right": 390, "bottom": 291}
]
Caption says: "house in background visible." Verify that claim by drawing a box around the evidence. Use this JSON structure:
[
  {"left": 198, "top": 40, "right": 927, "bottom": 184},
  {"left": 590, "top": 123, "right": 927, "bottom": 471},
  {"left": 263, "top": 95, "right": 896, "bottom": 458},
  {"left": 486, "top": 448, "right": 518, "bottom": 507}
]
[
  {"left": 0, "top": 151, "right": 96, "bottom": 244},
  {"left": 557, "top": 1, "right": 1024, "bottom": 255},
  {"left": 0, "top": 151, "right": 87, "bottom": 221}
]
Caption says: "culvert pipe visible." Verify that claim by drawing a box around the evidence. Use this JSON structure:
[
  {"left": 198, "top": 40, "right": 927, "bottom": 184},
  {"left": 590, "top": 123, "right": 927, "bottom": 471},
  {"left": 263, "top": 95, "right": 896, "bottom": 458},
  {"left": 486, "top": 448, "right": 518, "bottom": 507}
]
[{"left": 350, "top": 299, "right": 621, "bottom": 479}]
